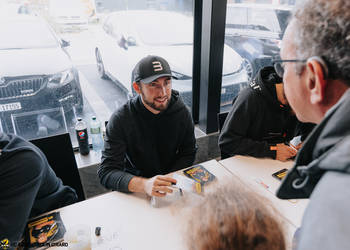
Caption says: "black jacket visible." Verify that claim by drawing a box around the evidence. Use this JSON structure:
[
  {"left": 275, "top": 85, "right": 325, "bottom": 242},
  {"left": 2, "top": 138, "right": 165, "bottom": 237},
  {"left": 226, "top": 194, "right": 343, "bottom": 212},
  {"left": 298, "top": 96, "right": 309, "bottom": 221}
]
[
  {"left": 98, "top": 90, "right": 197, "bottom": 193},
  {"left": 219, "top": 67, "right": 314, "bottom": 159},
  {"left": 0, "top": 133, "right": 77, "bottom": 248}
]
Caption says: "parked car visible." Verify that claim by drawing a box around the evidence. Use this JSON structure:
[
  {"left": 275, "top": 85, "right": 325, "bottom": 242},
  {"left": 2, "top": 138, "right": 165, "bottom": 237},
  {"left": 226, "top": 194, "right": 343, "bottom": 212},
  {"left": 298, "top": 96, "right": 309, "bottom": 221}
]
[
  {"left": 48, "top": 0, "right": 89, "bottom": 32},
  {"left": 225, "top": 4, "right": 292, "bottom": 80},
  {"left": 95, "top": 10, "right": 248, "bottom": 108},
  {"left": 0, "top": 15, "right": 83, "bottom": 134},
  {"left": 0, "top": 3, "right": 31, "bottom": 16}
]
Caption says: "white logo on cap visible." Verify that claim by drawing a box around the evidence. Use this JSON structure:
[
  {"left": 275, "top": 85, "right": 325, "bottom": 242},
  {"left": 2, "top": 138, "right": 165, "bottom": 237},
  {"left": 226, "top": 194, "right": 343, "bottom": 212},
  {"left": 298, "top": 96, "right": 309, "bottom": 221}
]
[{"left": 152, "top": 61, "right": 163, "bottom": 72}]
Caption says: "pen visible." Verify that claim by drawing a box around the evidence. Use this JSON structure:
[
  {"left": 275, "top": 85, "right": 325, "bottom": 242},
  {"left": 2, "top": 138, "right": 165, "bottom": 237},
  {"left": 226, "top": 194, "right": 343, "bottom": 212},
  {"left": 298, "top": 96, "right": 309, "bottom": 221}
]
[
  {"left": 171, "top": 185, "right": 183, "bottom": 196},
  {"left": 254, "top": 178, "right": 269, "bottom": 190}
]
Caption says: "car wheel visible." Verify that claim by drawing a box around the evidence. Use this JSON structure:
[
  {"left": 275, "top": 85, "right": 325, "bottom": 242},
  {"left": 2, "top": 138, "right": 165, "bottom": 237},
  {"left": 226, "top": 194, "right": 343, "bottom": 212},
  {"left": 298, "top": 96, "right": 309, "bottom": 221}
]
[
  {"left": 95, "top": 48, "right": 108, "bottom": 79},
  {"left": 242, "top": 58, "right": 254, "bottom": 81}
]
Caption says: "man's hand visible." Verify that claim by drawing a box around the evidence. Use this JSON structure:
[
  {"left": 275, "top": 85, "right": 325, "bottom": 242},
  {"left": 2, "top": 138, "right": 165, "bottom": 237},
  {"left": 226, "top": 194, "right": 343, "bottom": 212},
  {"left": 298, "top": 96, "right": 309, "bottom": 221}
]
[
  {"left": 295, "top": 142, "right": 303, "bottom": 150},
  {"left": 276, "top": 143, "right": 297, "bottom": 162},
  {"left": 143, "top": 175, "right": 177, "bottom": 197}
]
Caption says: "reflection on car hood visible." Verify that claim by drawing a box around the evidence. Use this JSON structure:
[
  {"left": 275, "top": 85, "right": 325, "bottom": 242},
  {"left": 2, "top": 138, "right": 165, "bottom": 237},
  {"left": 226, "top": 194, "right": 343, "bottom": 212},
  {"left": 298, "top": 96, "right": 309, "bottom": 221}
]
[
  {"left": 225, "top": 28, "right": 281, "bottom": 40},
  {"left": 129, "top": 44, "right": 243, "bottom": 76},
  {"left": 0, "top": 47, "right": 72, "bottom": 77}
]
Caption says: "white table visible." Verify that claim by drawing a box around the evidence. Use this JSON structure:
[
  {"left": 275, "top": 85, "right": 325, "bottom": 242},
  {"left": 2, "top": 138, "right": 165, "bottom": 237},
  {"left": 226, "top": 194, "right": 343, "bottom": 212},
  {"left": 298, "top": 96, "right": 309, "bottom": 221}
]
[
  {"left": 219, "top": 156, "right": 309, "bottom": 229},
  {"left": 45, "top": 159, "right": 233, "bottom": 250}
]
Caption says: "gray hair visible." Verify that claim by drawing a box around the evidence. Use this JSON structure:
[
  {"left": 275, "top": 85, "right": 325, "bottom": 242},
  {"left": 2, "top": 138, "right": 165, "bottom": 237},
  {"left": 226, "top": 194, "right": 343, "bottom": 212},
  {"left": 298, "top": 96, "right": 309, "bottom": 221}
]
[{"left": 292, "top": 0, "right": 350, "bottom": 85}]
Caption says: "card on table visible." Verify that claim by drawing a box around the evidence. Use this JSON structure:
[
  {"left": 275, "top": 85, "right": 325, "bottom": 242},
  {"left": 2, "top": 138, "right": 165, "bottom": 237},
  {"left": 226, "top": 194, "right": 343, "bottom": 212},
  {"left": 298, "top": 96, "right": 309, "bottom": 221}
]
[
  {"left": 272, "top": 168, "right": 288, "bottom": 181},
  {"left": 183, "top": 165, "right": 216, "bottom": 185}
]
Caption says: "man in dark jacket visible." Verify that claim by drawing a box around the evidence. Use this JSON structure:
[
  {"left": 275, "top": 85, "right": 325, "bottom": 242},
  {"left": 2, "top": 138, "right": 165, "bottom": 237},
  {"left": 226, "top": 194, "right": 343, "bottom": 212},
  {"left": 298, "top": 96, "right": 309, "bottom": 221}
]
[
  {"left": 219, "top": 66, "right": 313, "bottom": 161},
  {"left": 0, "top": 133, "right": 77, "bottom": 249},
  {"left": 275, "top": 0, "right": 350, "bottom": 249},
  {"left": 98, "top": 55, "right": 197, "bottom": 197}
]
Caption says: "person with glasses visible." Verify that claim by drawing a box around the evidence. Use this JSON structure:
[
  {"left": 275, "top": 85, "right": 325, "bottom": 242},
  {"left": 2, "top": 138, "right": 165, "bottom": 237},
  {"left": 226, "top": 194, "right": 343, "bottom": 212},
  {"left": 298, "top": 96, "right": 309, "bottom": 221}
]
[
  {"left": 219, "top": 66, "right": 314, "bottom": 161},
  {"left": 275, "top": 0, "right": 350, "bottom": 249},
  {"left": 98, "top": 55, "right": 197, "bottom": 197}
]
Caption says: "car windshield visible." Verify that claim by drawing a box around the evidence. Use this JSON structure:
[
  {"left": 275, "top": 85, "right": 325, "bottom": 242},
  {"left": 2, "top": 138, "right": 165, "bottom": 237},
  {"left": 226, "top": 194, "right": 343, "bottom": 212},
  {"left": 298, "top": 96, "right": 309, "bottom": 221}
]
[
  {"left": 275, "top": 10, "right": 291, "bottom": 35},
  {"left": 226, "top": 7, "right": 290, "bottom": 34},
  {"left": 0, "top": 20, "right": 58, "bottom": 50},
  {"left": 49, "top": 0, "right": 86, "bottom": 16},
  {"left": 131, "top": 15, "right": 193, "bottom": 46}
]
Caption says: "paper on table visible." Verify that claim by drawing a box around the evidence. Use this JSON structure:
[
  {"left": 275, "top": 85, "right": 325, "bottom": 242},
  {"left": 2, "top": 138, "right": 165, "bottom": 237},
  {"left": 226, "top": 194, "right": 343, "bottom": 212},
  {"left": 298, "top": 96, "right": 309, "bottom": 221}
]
[
  {"left": 173, "top": 173, "right": 201, "bottom": 193},
  {"left": 290, "top": 136, "right": 302, "bottom": 147},
  {"left": 150, "top": 187, "right": 183, "bottom": 208},
  {"left": 253, "top": 177, "right": 298, "bottom": 204}
]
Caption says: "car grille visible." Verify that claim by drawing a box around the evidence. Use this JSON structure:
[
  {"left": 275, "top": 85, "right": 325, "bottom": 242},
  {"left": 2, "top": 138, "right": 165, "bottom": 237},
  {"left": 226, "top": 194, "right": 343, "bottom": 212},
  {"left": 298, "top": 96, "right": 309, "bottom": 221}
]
[{"left": 0, "top": 77, "right": 45, "bottom": 101}]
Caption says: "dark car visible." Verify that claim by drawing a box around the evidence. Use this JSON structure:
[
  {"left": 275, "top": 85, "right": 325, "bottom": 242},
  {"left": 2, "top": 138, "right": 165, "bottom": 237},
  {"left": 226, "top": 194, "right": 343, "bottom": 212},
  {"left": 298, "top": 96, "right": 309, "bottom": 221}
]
[
  {"left": 225, "top": 3, "right": 292, "bottom": 80},
  {"left": 0, "top": 15, "right": 83, "bottom": 137}
]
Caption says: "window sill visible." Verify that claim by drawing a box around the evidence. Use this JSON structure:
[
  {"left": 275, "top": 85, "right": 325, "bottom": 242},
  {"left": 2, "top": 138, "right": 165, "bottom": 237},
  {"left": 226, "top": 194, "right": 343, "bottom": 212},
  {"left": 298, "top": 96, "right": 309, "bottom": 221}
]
[
  {"left": 74, "top": 126, "right": 207, "bottom": 169},
  {"left": 75, "top": 150, "right": 101, "bottom": 169}
]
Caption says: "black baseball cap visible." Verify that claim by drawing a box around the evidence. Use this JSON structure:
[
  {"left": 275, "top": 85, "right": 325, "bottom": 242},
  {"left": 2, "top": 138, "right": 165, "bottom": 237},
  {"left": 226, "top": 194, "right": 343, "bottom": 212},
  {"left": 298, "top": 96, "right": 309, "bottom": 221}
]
[{"left": 132, "top": 55, "right": 174, "bottom": 84}]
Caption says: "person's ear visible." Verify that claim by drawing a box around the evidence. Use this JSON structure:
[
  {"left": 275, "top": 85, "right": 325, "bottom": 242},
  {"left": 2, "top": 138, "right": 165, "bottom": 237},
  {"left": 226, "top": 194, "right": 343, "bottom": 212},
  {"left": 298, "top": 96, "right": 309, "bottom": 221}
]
[
  {"left": 132, "top": 82, "right": 141, "bottom": 94},
  {"left": 306, "top": 58, "right": 327, "bottom": 105}
]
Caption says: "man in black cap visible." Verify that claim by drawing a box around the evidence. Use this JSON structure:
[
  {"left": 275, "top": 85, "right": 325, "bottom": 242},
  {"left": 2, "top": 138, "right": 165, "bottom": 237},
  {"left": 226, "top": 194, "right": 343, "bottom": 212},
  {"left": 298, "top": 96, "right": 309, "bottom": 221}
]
[
  {"left": 219, "top": 66, "right": 314, "bottom": 161},
  {"left": 98, "top": 55, "right": 197, "bottom": 196}
]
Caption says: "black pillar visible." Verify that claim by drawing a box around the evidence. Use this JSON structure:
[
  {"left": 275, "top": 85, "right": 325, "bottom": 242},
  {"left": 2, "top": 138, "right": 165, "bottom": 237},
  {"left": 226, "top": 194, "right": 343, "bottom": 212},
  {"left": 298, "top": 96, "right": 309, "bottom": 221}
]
[
  {"left": 198, "top": 0, "right": 227, "bottom": 133},
  {"left": 192, "top": 0, "right": 202, "bottom": 123}
]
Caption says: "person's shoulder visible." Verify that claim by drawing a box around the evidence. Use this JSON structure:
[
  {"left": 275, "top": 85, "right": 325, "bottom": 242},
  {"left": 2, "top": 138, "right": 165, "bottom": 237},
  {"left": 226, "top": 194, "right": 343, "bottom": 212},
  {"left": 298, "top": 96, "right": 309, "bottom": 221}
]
[
  {"left": 167, "top": 90, "right": 191, "bottom": 116},
  {"left": 3, "top": 149, "right": 45, "bottom": 177},
  {"left": 109, "top": 98, "right": 136, "bottom": 123},
  {"left": 234, "top": 86, "right": 261, "bottom": 105},
  {"left": 19, "top": 150, "right": 45, "bottom": 166},
  {"left": 227, "top": 86, "right": 261, "bottom": 114},
  {"left": 298, "top": 171, "right": 350, "bottom": 250},
  {"left": 239, "top": 86, "right": 254, "bottom": 97},
  {"left": 305, "top": 170, "right": 350, "bottom": 222},
  {"left": 311, "top": 171, "right": 350, "bottom": 202}
]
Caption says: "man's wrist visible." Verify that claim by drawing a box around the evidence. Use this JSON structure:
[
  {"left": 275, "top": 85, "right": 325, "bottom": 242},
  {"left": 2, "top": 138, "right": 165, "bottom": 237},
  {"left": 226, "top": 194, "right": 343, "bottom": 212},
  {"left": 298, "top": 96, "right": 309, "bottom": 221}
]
[{"left": 128, "top": 176, "right": 147, "bottom": 193}]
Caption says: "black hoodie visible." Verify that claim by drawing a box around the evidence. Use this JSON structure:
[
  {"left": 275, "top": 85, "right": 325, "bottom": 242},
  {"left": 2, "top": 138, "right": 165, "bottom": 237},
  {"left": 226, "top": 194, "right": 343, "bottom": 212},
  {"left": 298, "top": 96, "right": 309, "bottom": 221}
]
[
  {"left": 98, "top": 90, "right": 197, "bottom": 193},
  {"left": 219, "top": 66, "right": 314, "bottom": 159},
  {"left": 0, "top": 133, "right": 77, "bottom": 248}
]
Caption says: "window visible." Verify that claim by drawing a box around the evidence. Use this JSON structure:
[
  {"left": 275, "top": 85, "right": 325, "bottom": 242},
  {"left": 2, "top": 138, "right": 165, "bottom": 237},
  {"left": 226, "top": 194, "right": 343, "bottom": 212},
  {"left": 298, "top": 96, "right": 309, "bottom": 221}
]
[
  {"left": 221, "top": 1, "right": 295, "bottom": 111},
  {"left": 0, "top": 0, "right": 193, "bottom": 146}
]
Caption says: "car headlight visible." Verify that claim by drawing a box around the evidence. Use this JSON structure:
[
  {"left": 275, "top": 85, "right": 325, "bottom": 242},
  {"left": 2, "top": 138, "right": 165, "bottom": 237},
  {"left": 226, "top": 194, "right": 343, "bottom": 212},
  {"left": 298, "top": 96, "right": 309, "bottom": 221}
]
[
  {"left": 48, "top": 69, "right": 75, "bottom": 86},
  {"left": 171, "top": 71, "right": 191, "bottom": 81}
]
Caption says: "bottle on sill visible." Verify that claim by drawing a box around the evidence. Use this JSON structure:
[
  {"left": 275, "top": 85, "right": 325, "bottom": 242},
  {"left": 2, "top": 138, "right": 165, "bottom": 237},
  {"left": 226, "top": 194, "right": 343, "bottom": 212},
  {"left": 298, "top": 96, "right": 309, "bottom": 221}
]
[
  {"left": 90, "top": 116, "right": 104, "bottom": 152},
  {"left": 75, "top": 118, "right": 90, "bottom": 155}
]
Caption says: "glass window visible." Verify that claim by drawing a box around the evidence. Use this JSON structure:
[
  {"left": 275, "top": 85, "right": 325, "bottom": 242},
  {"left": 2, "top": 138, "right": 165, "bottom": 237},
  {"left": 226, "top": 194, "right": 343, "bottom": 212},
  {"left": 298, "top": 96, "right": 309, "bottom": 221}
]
[
  {"left": 131, "top": 14, "right": 193, "bottom": 46},
  {"left": 0, "top": 0, "right": 193, "bottom": 146},
  {"left": 221, "top": 0, "right": 296, "bottom": 112},
  {"left": 0, "top": 20, "right": 58, "bottom": 49}
]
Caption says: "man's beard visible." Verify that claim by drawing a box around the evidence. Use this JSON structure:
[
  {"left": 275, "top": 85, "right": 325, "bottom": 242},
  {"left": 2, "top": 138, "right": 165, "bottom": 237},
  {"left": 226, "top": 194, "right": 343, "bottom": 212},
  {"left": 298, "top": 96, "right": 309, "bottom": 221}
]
[{"left": 141, "top": 92, "right": 170, "bottom": 111}]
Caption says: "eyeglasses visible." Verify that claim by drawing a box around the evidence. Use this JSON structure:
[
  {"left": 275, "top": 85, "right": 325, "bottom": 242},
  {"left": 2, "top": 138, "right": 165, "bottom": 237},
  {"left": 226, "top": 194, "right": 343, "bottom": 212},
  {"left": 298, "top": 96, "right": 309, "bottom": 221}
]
[
  {"left": 272, "top": 59, "right": 307, "bottom": 78},
  {"left": 272, "top": 56, "right": 329, "bottom": 78}
]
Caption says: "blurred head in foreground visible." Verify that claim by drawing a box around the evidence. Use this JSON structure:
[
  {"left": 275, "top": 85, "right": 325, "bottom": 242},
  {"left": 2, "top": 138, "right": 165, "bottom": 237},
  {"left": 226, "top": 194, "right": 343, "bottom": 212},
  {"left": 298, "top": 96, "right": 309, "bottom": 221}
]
[{"left": 187, "top": 184, "right": 286, "bottom": 250}]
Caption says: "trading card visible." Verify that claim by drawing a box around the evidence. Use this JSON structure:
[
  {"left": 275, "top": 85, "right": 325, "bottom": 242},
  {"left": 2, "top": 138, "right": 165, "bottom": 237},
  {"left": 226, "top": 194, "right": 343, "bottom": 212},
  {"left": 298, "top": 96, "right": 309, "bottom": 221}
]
[
  {"left": 183, "top": 165, "right": 215, "bottom": 185},
  {"left": 272, "top": 168, "right": 288, "bottom": 181}
]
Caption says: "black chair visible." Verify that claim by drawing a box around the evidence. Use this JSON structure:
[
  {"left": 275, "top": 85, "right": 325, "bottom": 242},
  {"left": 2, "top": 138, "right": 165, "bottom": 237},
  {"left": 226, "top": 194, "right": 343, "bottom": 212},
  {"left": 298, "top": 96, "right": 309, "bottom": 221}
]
[
  {"left": 217, "top": 111, "right": 229, "bottom": 132},
  {"left": 30, "top": 133, "right": 86, "bottom": 202}
]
